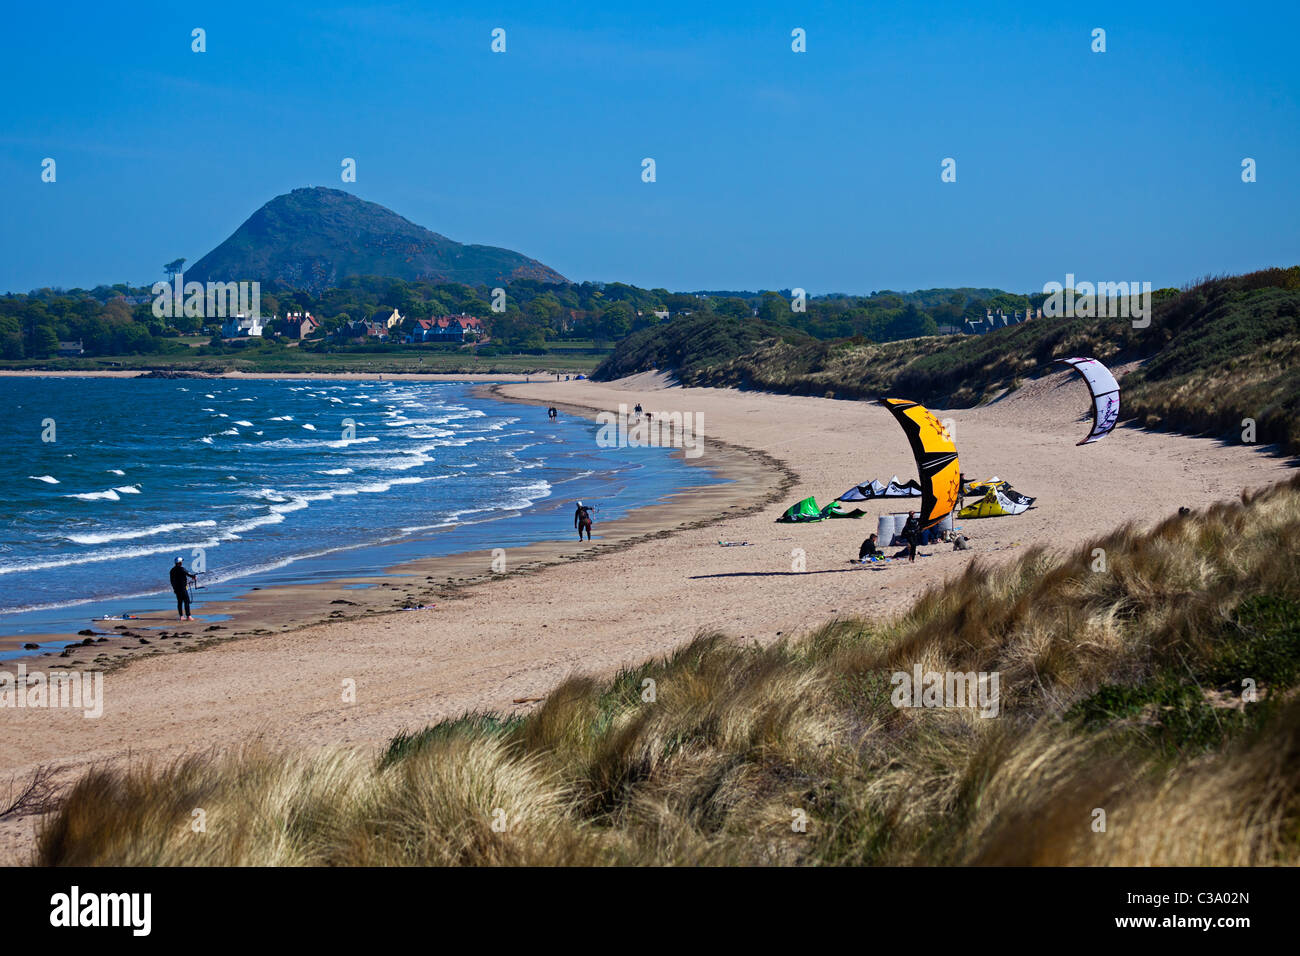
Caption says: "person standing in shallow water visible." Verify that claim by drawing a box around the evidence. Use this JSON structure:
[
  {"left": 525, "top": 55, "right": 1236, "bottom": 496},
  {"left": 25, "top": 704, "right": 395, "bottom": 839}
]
[
  {"left": 574, "top": 501, "right": 594, "bottom": 541},
  {"left": 169, "top": 557, "right": 197, "bottom": 620}
]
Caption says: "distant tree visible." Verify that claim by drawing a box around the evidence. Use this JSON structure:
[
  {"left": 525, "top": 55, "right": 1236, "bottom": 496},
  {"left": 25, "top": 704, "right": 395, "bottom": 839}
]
[
  {"left": 599, "top": 302, "right": 633, "bottom": 340},
  {"left": 716, "top": 298, "right": 750, "bottom": 319},
  {"left": 32, "top": 324, "right": 60, "bottom": 357},
  {"left": 164, "top": 258, "right": 186, "bottom": 276},
  {"left": 758, "top": 292, "right": 788, "bottom": 324},
  {"left": 884, "top": 304, "right": 937, "bottom": 341}
]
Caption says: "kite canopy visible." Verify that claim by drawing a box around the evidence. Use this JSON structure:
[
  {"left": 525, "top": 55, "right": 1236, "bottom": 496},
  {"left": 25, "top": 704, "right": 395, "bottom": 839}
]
[
  {"left": 959, "top": 488, "right": 1033, "bottom": 518},
  {"left": 958, "top": 481, "right": 1036, "bottom": 518},
  {"left": 836, "top": 476, "right": 923, "bottom": 502},
  {"left": 776, "top": 496, "right": 824, "bottom": 523},
  {"left": 961, "top": 477, "right": 1036, "bottom": 508},
  {"left": 776, "top": 496, "right": 867, "bottom": 522},
  {"left": 1054, "top": 356, "right": 1121, "bottom": 445},
  {"left": 820, "top": 500, "right": 866, "bottom": 519},
  {"left": 879, "top": 398, "right": 960, "bottom": 530}
]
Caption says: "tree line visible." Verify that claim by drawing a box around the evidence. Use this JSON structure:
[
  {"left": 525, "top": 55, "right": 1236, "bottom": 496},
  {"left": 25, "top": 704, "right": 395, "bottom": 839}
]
[{"left": 0, "top": 274, "right": 1040, "bottom": 359}]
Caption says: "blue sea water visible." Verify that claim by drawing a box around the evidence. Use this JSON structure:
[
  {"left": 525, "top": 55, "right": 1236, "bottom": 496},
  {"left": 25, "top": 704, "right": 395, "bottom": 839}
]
[{"left": 0, "top": 377, "right": 722, "bottom": 652}]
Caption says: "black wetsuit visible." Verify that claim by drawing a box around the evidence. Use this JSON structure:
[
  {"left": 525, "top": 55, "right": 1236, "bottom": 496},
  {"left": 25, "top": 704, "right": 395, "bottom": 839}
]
[
  {"left": 575, "top": 506, "right": 593, "bottom": 541},
  {"left": 901, "top": 517, "right": 920, "bottom": 562},
  {"left": 859, "top": 538, "right": 883, "bottom": 561},
  {"left": 170, "top": 564, "right": 195, "bottom": 616}
]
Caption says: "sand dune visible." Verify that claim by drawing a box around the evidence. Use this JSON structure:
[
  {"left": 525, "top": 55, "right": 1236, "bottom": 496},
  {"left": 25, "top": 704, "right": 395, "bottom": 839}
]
[{"left": 0, "top": 373, "right": 1292, "bottom": 862}]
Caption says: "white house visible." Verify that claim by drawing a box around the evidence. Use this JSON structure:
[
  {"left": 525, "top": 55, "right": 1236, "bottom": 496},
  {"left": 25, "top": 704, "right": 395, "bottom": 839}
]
[{"left": 221, "top": 314, "right": 264, "bottom": 338}]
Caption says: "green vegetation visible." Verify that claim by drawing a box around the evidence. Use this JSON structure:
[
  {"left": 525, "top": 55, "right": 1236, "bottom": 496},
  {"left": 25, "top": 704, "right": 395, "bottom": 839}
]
[
  {"left": 0, "top": 347, "right": 603, "bottom": 376},
  {"left": 613, "top": 268, "right": 1300, "bottom": 454},
  {"left": 186, "top": 187, "right": 567, "bottom": 291},
  {"left": 35, "top": 475, "right": 1300, "bottom": 866},
  {"left": 594, "top": 312, "right": 810, "bottom": 380}
]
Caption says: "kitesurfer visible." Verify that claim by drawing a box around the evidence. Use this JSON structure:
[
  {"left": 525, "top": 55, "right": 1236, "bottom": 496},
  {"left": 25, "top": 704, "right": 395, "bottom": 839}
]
[
  {"left": 574, "top": 501, "right": 594, "bottom": 541},
  {"left": 170, "top": 557, "right": 198, "bottom": 621},
  {"left": 901, "top": 512, "right": 920, "bottom": 563}
]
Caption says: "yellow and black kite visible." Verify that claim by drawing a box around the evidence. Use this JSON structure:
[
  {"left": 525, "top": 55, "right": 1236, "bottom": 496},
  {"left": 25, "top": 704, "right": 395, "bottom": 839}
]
[{"left": 879, "top": 398, "right": 961, "bottom": 530}]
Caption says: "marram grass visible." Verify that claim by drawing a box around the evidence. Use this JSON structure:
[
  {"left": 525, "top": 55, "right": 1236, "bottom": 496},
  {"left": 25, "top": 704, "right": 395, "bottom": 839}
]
[{"left": 35, "top": 475, "right": 1300, "bottom": 866}]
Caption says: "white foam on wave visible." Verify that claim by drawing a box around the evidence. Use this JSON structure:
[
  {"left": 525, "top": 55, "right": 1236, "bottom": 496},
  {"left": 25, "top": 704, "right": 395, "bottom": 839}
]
[
  {"left": 302, "top": 423, "right": 317, "bottom": 431},
  {"left": 67, "top": 519, "right": 218, "bottom": 545},
  {"left": 234, "top": 420, "right": 254, "bottom": 427},
  {"left": 113, "top": 485, "right": 142, "bottom": 494},
  {"left": 29, "top": 475, "right": 59, "bottom": 484},
  {"left": 261, "top": 436, "right": 379, "bottom": 449},
  {"left": 0, "top": 533, "right": 225, "bottom": 576},
  {"left": 107, "top": 469, "right": 126, "bottom": 476},
  {"left": 269, "top": 415, "right": 294, "bottom": 421},
  {"left": 319, "top": 468, "right": 353, "bottom": 476},
  {"left": 445, "top": 479, "right": 552, "bottom": 521},
  {"left": 64, "top": 489, "right": 121, "bottom": 502}
]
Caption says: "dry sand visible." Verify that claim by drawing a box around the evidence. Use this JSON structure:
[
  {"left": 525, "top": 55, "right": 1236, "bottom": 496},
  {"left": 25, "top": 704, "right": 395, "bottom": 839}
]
[{"left": 0, "top": 370, "right": 1293, "bottom": 862}]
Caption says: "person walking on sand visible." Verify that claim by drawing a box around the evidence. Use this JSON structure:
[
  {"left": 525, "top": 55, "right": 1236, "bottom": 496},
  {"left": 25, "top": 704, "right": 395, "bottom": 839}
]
[
  {"left": 574, "top": 501, "right": 594, "bottom": 541},
  {"left": 169, "top": 557, "right": 198, "bottom": 621},
  {"left": 901, "top": 512, "right": 920, "bottom": 563}
]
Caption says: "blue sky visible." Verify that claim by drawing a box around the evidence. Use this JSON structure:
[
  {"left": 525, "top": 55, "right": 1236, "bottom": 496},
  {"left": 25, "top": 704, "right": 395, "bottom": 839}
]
[{"left": 1, "top": 0, "right": 1296, "bottom": 294}]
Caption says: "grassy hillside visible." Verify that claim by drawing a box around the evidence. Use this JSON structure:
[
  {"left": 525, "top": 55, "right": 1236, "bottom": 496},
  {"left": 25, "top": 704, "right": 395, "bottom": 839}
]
[
  {"left": 187, "top": 187, "right": 567, "bottom": 293},
  {"left": 34, "top": 474, "right": 1300, "bottom": 866},
  {"left": 592, "top": 312, "right": 810, "bottom": 380},
  {"left": 602, "top": 268, "right": 1300, "bottom": 454}
]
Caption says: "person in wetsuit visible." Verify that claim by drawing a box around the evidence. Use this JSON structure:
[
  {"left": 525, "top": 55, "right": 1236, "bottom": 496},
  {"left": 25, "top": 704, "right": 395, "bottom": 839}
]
[
  {"left": 901, "top": 512, "right": 920, "bottom": 563},
  {"left": 170, "top": 557, "right": 197, "bottom": 620},
  {"left": 574, "top": 501, "right": 593, "bottom": 541},
  {"left": 858, "top": 533, "right": 883, "bottom": 561}
]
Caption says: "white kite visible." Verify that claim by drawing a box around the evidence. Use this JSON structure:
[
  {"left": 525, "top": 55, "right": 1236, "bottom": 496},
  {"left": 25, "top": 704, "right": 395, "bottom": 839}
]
[{"left": 1053, "top": 356, "right": 1121, "bottom": 445}]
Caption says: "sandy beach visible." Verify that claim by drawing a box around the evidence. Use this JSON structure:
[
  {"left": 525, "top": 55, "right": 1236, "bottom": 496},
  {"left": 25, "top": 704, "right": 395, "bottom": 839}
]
[{"left": 0, "top": 371, "right": 1293, "bottom": 863}]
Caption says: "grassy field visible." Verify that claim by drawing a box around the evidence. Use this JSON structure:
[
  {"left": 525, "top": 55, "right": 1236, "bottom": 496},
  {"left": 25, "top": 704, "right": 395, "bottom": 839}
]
[
  {"left": 0, "top": 347, "right": 605, "bottom": 376},
  {"left": 33, "top": 474, "right": 1300, "bottom": 865}
]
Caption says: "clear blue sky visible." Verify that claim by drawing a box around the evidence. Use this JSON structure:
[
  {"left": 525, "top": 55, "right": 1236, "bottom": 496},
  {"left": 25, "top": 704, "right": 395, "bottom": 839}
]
[{"left": 1, "top": 0, "right": 1296, "bottom": 295}]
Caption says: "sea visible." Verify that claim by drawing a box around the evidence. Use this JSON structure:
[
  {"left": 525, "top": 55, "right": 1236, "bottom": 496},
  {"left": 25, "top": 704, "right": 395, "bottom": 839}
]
[{"left": 0, "top": 376, "right": 722, "bottom": 656}]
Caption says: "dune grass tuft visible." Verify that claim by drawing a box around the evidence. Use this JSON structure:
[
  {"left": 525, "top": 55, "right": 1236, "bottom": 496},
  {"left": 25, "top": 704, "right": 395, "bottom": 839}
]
[{"left": 35, "top": 474, "right": 1300, "bottom": 866}]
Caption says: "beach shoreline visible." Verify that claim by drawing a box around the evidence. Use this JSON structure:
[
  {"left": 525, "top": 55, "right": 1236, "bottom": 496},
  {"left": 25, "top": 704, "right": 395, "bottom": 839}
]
[
  {"left": 5, "top": 379, "right": 788, "bottom": 675},
  {"left": 1, "top": 372, "right": 1294, "bottom": 865}
]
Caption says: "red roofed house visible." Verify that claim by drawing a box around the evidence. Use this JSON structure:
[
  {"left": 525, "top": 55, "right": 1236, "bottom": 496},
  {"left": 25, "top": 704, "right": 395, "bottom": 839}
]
[
  {"left": 406, "top": 315, "right": 484, "bottom": 343},
  {"left": 277, "top": 312, "right": 321, "bottom": 339}
]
